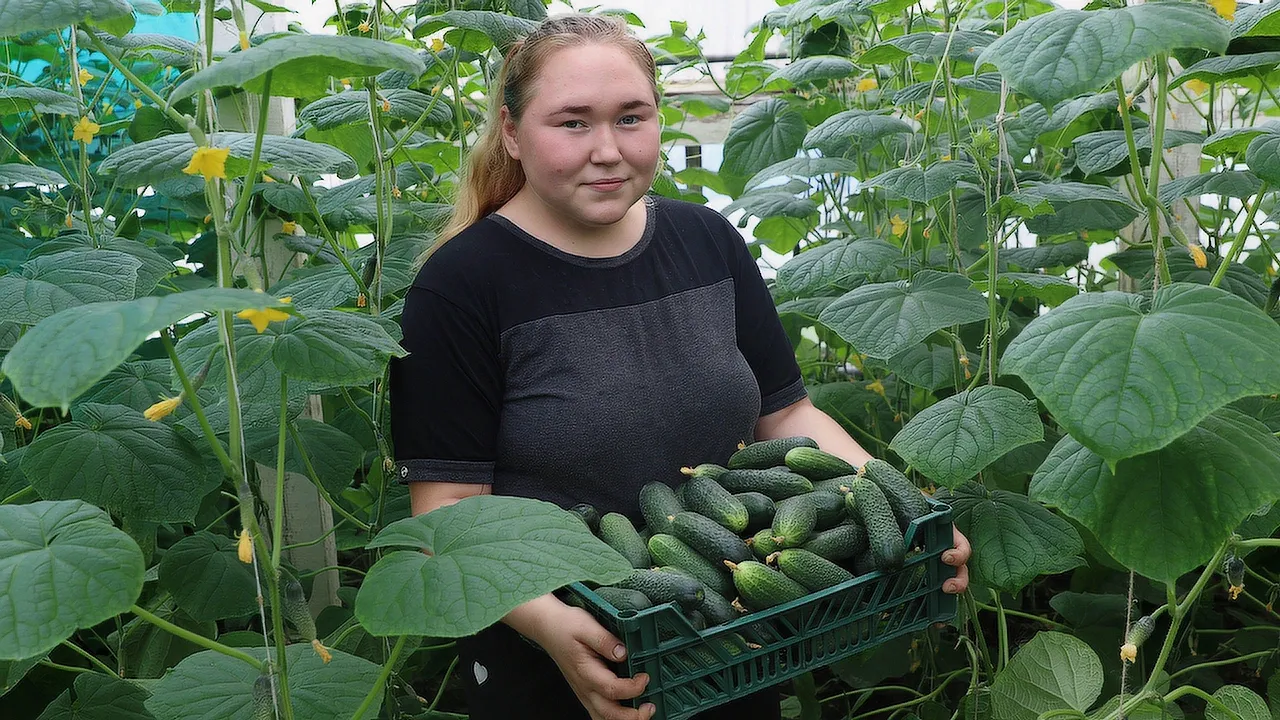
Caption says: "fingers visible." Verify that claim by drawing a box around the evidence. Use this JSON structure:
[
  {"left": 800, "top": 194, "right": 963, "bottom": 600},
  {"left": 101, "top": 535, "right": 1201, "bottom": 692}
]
[
  {"left": 575, "top": 658, "right": 654, "bottom": 720},
  {"left": 944, "top": 561, "right": 969, "bottom": 594},
  {"left": 942, "top": 527, "right": 971, "bottom": 594}
]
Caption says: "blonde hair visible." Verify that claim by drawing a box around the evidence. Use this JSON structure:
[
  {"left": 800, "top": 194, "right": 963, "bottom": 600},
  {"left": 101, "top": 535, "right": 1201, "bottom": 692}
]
[{"left": 424, "top": 13, "right": 660, "bottom": 261}]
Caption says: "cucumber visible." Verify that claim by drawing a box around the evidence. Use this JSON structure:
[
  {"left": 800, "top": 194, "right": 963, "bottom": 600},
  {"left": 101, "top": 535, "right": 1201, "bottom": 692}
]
[
  {"left": 771, "top": 548, "right": 854, "bottom": 591},
  {"left": 845, "top": 478, "right": 906, "bottom": 571},
  {"left": 639, "top": 481, "right": 683, "bottom": 535},
  {"left": 784, "top": 446, "right": 859, "bottom": 481},
  {"left": 681, "top": 475, "right": 750, "bottom": 533},
  {"left": 670, "top": 511, "right": 753, "bottom": 564},
  {"left": 616, "top": 568, "right": 704, "bottom": 612},
  {"left": 724, "top": 560, "right": 809, "bottom": 611},
  {"left": 811, "top": 476, "right": 855, "bottom": 495},
  {"left": 695, "top": 585, "right": 743, "bottom": 627},
  {"left": 599, "top": 512, "right": 651, "bottom": 569},
  {"left": 594, "top": 586, "right": 653, "bottom": 612},
  {"left": 771, "top": 494, "right": 818, "bottom": 548},
  {"left": 735, "top": 491, "right": 776, "bottom": 532},
  {"left": 717, "top": 467, "right": 813, "bottom": 500},
  {"left": 568, "top": 503, "right": 601, "bottom": 534},
  {"left": 680, "top": 463, "right": 728, "bottom": 481},
  {"left": 648, "top": 534, "right": 735, "bottom": 598},
  {"left": 851, "top": 549, "right": 878, "bottom": 576},
  {"left": 749, "top": 527, "right": 782, "bottom": 560},
  {"left": 728, "top": 436, "right": 818, "bottom": 470},
  {"left": 805, "top": 490, "right": 846, "bottom": 529},
  {"left": 801, "top": 522, "right": 867, "bottom": 562},
  {"left": 860, "top": 459, "right": 931, "bottom": 530}
]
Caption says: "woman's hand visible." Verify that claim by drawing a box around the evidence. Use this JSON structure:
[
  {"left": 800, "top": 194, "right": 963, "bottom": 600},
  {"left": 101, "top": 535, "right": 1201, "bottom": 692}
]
[
  {"left": 510, "top": 596, "right": 654, "bottom": 720},
  {"left": 942, "top": 526, "right": 971, "bottom": 594}
]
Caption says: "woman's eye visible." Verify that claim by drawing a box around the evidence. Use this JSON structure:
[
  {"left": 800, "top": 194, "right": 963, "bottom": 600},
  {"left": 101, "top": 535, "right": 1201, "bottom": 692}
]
[
  {"left": 619, "top": 115, "right": 641, "bottom": 125},
  {"left": 561, "top": 120, "right": 584, "bottom": 129}
]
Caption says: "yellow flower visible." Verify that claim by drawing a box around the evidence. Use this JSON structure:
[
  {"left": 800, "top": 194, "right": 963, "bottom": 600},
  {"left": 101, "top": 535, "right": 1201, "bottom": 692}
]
[
  {"left": 15, "top": 415, "right": 31, "bottom": 430},
  {"left": 889, "top": 214, "right": 908, "bottom": 237},
  {"left": 236, "top": 296, "right": 292, "bottom": 333},
  {"left": 1120, "top": 642, "right": 1137, "bottom": 664},
  {"left": 183, "top": 146, "right": 231, "bottom": 181},
  {"left": 78, "top": 68, "right": 92, "bottom": 86},
  {"left": 381, "top": 97, "right": 391, "bottom": 112},
  {"left": 239, "top": 31, "right": 250, "bottom": 51},
  {"left": 1187, "top": 243, "right": 1208, "bottom": 269},
  {"left": 1184, "top": 79, "right": 1211, "bottom": 96},
  {"left": 866, "top": 378, "right": 886, "bottom": 397},
  {"left": 341, "top": 78, "right": 352, "bottom": 89},
  {"left": 143, "top": 395, "right": 183, "bottom": 421},
  {"left": 431, "top": 37, "right": 445, "bottom": 53},
  {"left": 281, "top": 220, "right": 298, "bottom": 234},
  {"left": 1209, "top": 0, "right": 1236, "bottom": 21},
  {"left": 203, "top": 214, "right": 212, "bottom": 224},
  {"left": 72, "top": 116, "right": 99, "bottom": 144},
  {"left": 357, "top": 293, "right": 367, "bottom": 308},
  {"left": 262, "top": 174, "right": 276, "bottom": 182},
  {"left": 856, "top": 77, "right": 878, "bottom": 93},
  {"left": 134, "top": 98, "right": 143, "bottom": 109},
  {"left": 311, "top": 639, "right": 332, "bottom": 664},
  {"left": 391, "top": 186, "right": 402, "bottom": 198},
  {"left": 358, "top": 21, "right": 371, "bottom": 32},
  {"left": 237, "top": 528, "right": 254, "bottom": 564},
  {"left": 65, "top": 214, "right": 74, "bottom": 228},
  {"left": 1229, "top": 581, "right": 1244, "bottom": 600}
]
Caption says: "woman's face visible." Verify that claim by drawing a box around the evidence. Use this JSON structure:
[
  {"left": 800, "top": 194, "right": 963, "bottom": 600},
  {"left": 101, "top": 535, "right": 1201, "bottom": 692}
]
[{"left": 501, "top": 43, "right": 661, "bottom": 231}]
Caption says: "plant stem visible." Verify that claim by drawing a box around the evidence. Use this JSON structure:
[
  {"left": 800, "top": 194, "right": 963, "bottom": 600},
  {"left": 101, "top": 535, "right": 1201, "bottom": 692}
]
[
  {"left": 131, "top": 604, "right": 262, "bottom": 670},
  {"left": 350, "top": 635, "right": 408, "bottom": 720},
  {"left": 993, "top": 590, "right": 1009, "bottom": 671},
  {"left": 1211, "top": 181, "right": 1269, "bottom": 288},
  {"left": 88, "top": 34, "right": 198, "bottom": 137},
  {"left": 288, "top": 423, "right": 373, "bottom": 532},
  {"left": 1162, "top": 685, "right": 1242, "bottom": 720},
  {"left": 1145, "top": 56, "right": 1172, "bottom": 288},
  {"left": 974, "top": 602, "right": 1068, "bottom": 629},
  {"left": 272, "top": 373, "right": 288, "bottom": 570},
  {"left": 161, "top": 333, "right": 236, "bottom": 481},
  {"left": 228, "top": 70, "right": 273, "bottom": 238},
  {"left": 425, "top": 655, "right": 459, "bottom": 712},
  {"left": 297, "top": 183, "right": 370, "bottom": 298},
  {"left": 2, "top": 486, "right": 37, "bottom": 505},
  {"left": 38, "top": 659, "right": 95, "bottom": 675},
  {"left": 60, "top": 640, "right": 119, "bottom": 677},
  {"left": 1167, "top": 649, "right": 1277, "bottom": 682}
]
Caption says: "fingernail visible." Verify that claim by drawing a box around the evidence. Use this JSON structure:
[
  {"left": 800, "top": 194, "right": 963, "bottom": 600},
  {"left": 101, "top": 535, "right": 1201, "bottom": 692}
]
[
  {"left": 944, "top": 580, "right": 957, "bottom": 593},
  {"left": 942, "top": 551, "right": 956, "bottom": 564},
  {"left": 613, "top": 644, "right": 626, "bottom": 660},
  {"left": 642, "top": 703, "right": 656, "bottom": 718},
  {"left": 638, "top": 673, "right": 649, "bottom": 685}
]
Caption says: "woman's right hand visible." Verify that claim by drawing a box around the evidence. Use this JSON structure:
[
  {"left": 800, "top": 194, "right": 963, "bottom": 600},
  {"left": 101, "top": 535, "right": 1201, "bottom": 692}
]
[{"left": 507, "top": 595, "right": 655, "bottom": 720}]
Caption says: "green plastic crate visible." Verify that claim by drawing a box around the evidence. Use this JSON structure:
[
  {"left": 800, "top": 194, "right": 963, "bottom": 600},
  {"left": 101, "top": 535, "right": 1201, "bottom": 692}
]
[{"left": 566, "top": 498, "right": 957, "bottom": 720}]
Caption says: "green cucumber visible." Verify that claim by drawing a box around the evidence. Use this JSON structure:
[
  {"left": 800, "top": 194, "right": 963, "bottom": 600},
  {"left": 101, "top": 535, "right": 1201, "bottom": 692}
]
[
  {"left": 845, "top": 478, "right": 906, "bottom": 571},
  {"left": 724, "top": 560, "right": 809, "bottom": 611},
  {"left": 599, "top": 512, "right": 651, "bottom": 569},
  {"left": 695, "top": 586, "right": 742, "bottom": 627},
  {"left": 568, "top": 503, "right": 601, "bottom": 534},
  {"left": 639, "top": 481, "right": 683, "bottom": 535},
  {"left": 771, "top": 548, "right": 854, "bottom": 591},
  {"left": 616, "top": 568, "right": 704, "bottom": 612},
  {"left": 771, "top": 494, "right": 818, "bottom": 548},
  {"left": 749, "top": 527, "right": 782, "bottom": 560},
  {"left": 735, "top": 491, "right": 776, "bottom": 531},
  {"left": 728, "top": 437, "right": 818, "bottom": 470},
  {"left": 648, "top": 534, "right": 735, "bottom": 598},
  {"left": 806, "top": 490, "right": 846, "bottom": 529},
  {"left": 860, "top": 459, "right": 931, "bottom": 530},
  {"left": 801, "top": 522, "right": 867, "bottom": 562},
  {"left": 681, "top": 476, "right": 750, "bottom": 532},
  {"left": 594, "top": 586, "right": 653, "bottom": 612},
  {"left": 811, "top": 476, "right": 855, "bottom": 495},
  {"left": 784, "top": 446, "right": 859, "bottom": 481},
  {"left": 680, "top": 463, "right": 728, "bottom": 481},
  {"left": 717, "top": 467, "right": 813, "bottom": 500},
  {"left": 671, "top": 511, "right": 753, "bottom": 564},
  {"left": 851, "top": 549, "right": 878, "bottom": 576}
]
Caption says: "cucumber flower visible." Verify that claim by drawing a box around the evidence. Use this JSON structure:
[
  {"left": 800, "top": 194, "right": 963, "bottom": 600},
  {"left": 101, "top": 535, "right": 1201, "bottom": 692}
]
[
  {"left": 236, "top": 296, "right": 293, "bottom": 333},
  {"left": 1187, "top": 243, "right": 1207, "bottom": 269},
  {"left": 1209, "top": 0, "right": 1236, "bottom": 21},
  {"left": 77, "top": 68, "right": 92, "bottom": 86},
  {"left": 143, "top": 394, "right": 183, "bottom": 421},
  {"left": 237, "top": 528, "right": 254, "bottom": 564},
  {"left": 72, "top": 116, "right": 99, "bottom": 144},
  {"left": 183, "top": 146, "right": 232, "bottom": 181},
  {"left": 856, "top": 77, "right": 878, "bottom": 92}
]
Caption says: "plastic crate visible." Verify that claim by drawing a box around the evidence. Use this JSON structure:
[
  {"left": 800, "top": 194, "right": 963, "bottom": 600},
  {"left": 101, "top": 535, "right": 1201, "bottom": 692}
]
[{"left": 565, "top": 498, "right": 957, "bottom": 720}]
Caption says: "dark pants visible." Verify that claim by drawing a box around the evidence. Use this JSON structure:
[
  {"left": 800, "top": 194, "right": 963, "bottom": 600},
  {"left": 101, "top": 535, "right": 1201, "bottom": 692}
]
[{"left": 457, "top": 623, "right": 782, "bottom": 720}]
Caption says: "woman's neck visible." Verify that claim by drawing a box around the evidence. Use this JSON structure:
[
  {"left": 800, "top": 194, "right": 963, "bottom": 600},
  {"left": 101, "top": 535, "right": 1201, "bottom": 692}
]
[{"left": 496, "top": 188, "right": 648, "bottom": 259}]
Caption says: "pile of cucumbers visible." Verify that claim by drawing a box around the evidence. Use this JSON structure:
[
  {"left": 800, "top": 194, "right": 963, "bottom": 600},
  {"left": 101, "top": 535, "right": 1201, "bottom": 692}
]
[{"left": 572, "top": 436, "right": 933, "bottom": 638}]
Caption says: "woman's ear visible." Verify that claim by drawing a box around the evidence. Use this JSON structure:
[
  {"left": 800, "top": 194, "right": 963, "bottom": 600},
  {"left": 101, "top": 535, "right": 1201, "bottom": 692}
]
[{"left": 499, "top": 105, "right": 520, "bottom": 161}]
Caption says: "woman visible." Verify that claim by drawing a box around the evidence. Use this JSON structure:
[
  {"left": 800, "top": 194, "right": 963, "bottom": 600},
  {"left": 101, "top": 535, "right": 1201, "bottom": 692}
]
[{"left": 389, "top": 13, "right": 971, "bottom": 720}]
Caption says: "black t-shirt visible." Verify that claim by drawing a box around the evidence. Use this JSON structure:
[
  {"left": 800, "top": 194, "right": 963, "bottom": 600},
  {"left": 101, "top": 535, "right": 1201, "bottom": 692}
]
[{"left": 389, "top": 194, "right": 808, "bottom": 521}]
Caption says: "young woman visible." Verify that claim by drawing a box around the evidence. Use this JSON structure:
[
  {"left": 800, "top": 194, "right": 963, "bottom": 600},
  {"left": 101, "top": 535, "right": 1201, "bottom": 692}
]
[{"left": 389, "top": 13, "right": 971, "bottom": 720}]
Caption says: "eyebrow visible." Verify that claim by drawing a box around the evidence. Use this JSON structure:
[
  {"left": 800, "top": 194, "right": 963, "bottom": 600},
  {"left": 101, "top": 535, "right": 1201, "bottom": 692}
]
[{"left": 550, "top": 99, "right": 652, "bottom": 115}]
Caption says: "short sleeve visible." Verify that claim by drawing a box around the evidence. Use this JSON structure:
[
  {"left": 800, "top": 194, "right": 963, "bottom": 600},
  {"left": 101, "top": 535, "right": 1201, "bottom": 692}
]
[
  {"left": 722, "top": 218, "right": 808, "bottom": 415},
  {"left": 388, "top": 283, "right": 502, "bottom": 483}
]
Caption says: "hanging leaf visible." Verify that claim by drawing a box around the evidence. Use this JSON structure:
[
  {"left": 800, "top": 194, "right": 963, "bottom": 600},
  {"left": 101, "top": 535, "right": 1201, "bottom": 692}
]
[
  {"left": 100, "top": 133, "right": 358, "bottom": 188},
  {"left": 1107, "top": 248, "right": 1269, "bottom": 307},
  {"left": 803, "top": 110, "right": 913, "bottom": 158},
  {"left": 0, "top": 250, "right": 141, "bottom": 326},
  {"left": 723, "top": 191, "right": 819, "bottom": 221},
  {"left": 1031, "top": 408, "right": 1280, "bottom": 583},
  {"left": 0, "top": 164, "right": 67, "bottom": 186},
  {"left": 818, "top": 270, "right": 989, "bottom": 359},
  {"left": 270, "top": 310, "right": 407, "bottom": 385},
  {"left": 171, "top": 35, "right": 426, "bottom": 102},
  {"left": 995, "top": 241, "right": 1090, "bottom": 271},
  {"left": 0, "top": 0, "right": 135, "bottom": 37},
  {"left": 1071, "top": 129, "right": 1203, "bottom": 177},
  {"left": 1203, "top": 122, "right": 1279, "bottom": 156},
  {"left": 890, "top": 386, "right": 1044, "bottom": 487},
  {"left": 974, "top": 273, "right": 1080, "bottom": 307},
  {"left": 299, "top": 88, "right": 452, "bottom": 131},
  {"left": 1158, "top": 170, "right": 1260, "bottom": 203},
  {"left": 244, "top": 418, "right": 363, "bottom": 494},
  {"left": 157, "top": 532, "right": 260, "bottom": 622},
  {"left": 875, "top": 342, "right": 976, "bottom": 392},
  {"left": 721, "top": 98, "right": 808, "bottom": 183},
  {"left": 1003, "top": 283, "right": 1280, "bottom": 462},
  {"left": 998, "top": 182, "right": 1141, "bottom": 234},
  {"left": 863, "top": 161, "right": 976, "bottom": 202},
  {"left": 775, "top": 238, "right": 901, "bottom": 298},
  {"left": 0, "top": 86, "right": 80, "bottom": 116},
  {"left": 1172, "top": 51, "right": 1280, "bottom": 88},
  {"left": 859, "top": 30, "right": 997, "bottom": 65},
  {"left": 75, "top": 359, "right": 173, "bottom": 413},
  {"left": 1232, "top": 0, "right": 1280, "bottom": 39},
  {"left": 989, "top": 633, "right": 1103, "bottom": 720},
  {"left": 413, "top": 10, "right": 538, "bottom": 52},
  {"left": 744, "top": 156, "right": 860, "bottom": 193},
  {"left": 976, "top": 3, "right": 1229, "bottom": 107},
  {"left": 1206, "top": 687, "right": 1270, "bottom": 720},
  {"left": 763, "top": 55, "right": 859, "bottom": 87},
  {"left": 33, "top": 673, "right": 153, "bottom": 720}
]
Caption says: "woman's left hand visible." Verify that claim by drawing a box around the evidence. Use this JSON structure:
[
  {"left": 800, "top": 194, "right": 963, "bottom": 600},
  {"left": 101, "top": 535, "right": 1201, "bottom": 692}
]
[{"left": 941, "top": 527, "right": 971, "bottom": 594}]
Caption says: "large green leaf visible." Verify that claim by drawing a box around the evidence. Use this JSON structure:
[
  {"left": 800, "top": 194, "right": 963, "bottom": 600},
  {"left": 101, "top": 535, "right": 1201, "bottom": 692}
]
[
  {"left": 2, "top": 288, "right": 289, "bottom": 410},
  {"left": 721, "top": 98, "right": 807, "bottom": 182},
  {"left": 890, "top": 386, "right": 1044, "bottom": 487},
  {"left": 818, "top": 270, "right": 989, "bottom": 359},
  {"left": 1, "top": 654, "right": 42, "bottom": 696},
  {"left": 1207, "top": 686, "right": 1269, "bottom": 720},
  {"left": 1107, "top": 248, "right": 1269, "bottom": 307},
  {"left": 934, "top": 483, "right": 1083, "bottom": 593},
  {"left": 863, "top": 161, "right": 976, "bottom": 202},
  {"left": 21, "top": 403, "right": 215, "bottom": 523},
  {"left": 100, "top": 133, "right": 358, "bottom": 188},
  {"left": 0, "top": 250, "right": 140, "bottom": 326},
  {"left": 75, "top": 359, "right": 173, "bottom": 413},
  {"left": 744, "top": 156, "right": 860, "bottom": 193},
  {"left": 0, "top": 0, "right": 134, "bottom": 36},
  {"left": 975, "top": 273, "right": 1080, "bottom": 307},
  {"left": 722, "top": 191, "right": 818, "bottom": 221},
  {"left": 1232, "top": 0, "right": 1280, "bottom": 39},
  {"left": 157, "top": 532, "right": 259, "bottom": 621},
  {"left": 36, "top": 673, "right": 154, "bottom": 720},
  {"left": 975, "top": 3, "right": 1230, "bottom": 107},
  {"left": 1071, "top": 129, "right": 1203, "bottom": 177},
  {"left": 0, "top": 86, "right": 80, "bottom": 116},
  {"left": 413, "top": 10, "right": 538, "bottom": 52},
  {"left": 270, "top": 257, "right": 416, "bottom": 311},
  {"left": 990, "top": 632, "right": 1103, "bottom": 720},
  {"left": 876, "top": 342, "right": 975, "bottom": 392},
  {"left": 1242, "top": 131, "right": 1280, "bottom": 185},
  {"left": 764, "top": 55, "right": 858, "bottom": 86},
  {"left": 775, "top": 238, "right": 901, "bottom": 298},
  {"left": 298, "top": 88, "right": 452, "bottom": 131},
  {"left": 270, "top": 309, "right": 407, "bottom": 385},
  {"left": 1031, "top": 408, "right": 1280, "bottom": 583},
  {"left": 1158, "top": 170, "right": 1260, "bottom": 204},
  {"left": 1203, "top": 123, "right": 1278, "bottom": 156},
  {"left": 244, "top": 418, "right": 363, "bottom": 494},
  {"left": 172, "top": 35, "right": 426, "bottom": 102},
  {"left": 1002, "top": 283, "right": 1280, "bottom": 462},
  {"left": 0, "top": 164, "right": 67, "bottom": 186},
  {"left": 1172, "top": 52, "right": 1280, "bottom": 88},
  {"left": 859, "top": 30, "right": 997, "bottom": 65},
  {"left": 356, "top": 495, "right": 632, "bottom": 637},
  {"left": 802, "top": 110, "right": 913, "bottom": 158},
  {"left": 0, "top": 500, "right": 145, "bottom": 660},
  {"left": 1000, "top": 241, "right": 1090, "bottom": 270},
  {"left": 144, "top": 645, "right": 381, "bottom": 720},
  {"left": 1001, "top": 182, "right": 1142, "bottom": 235}
]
